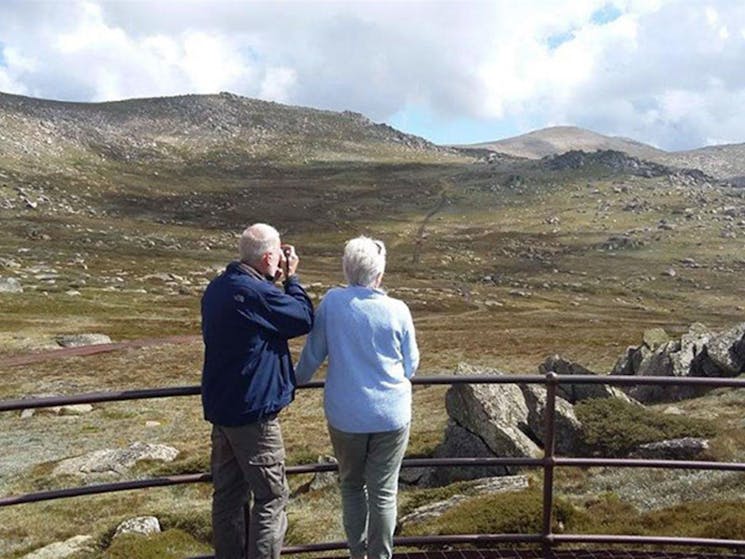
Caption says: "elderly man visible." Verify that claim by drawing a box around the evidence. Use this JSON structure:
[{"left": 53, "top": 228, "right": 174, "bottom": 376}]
[{"left": 201, "top": 223, "right": 314, "bottom": 559}]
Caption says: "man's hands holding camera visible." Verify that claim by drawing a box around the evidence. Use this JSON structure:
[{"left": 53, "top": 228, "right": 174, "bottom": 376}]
[{"left": 277, "top": 244, "right": 299, "bottom": 282}]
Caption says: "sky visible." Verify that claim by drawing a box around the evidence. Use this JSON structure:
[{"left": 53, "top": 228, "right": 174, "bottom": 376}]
[{"left": 1, "top": 0, "right": 744, "bottom": 151}]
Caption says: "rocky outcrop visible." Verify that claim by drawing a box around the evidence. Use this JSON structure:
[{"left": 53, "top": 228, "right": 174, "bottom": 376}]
[
  {"left": 610, "top": 322, "right": 745, "bottom": 403},
  {"left": 426, "top": 363, "right": 599, "bottom": 486},
  {"left": 520, "top": 384, "right": 582, "bottom": 455},
  {"left": 445, "top": 366, "right": 540, "bottom": 462},
  {"left": 543, "top": 149, "right": 717, "bottom": 186},
  {"left": 540, "top": 355, "right": 632, "bottom": 403},
  {"left": 703, "top": 322, "right": 745, "bottom": 375},
  {"left": 423, "top": 420, "right": 510, "bottom": 486}
]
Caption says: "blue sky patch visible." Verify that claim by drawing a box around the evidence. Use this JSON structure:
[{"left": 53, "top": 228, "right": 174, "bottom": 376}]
[
  {"left": 547, "top": 30, "right": 575, "bottom": 50},
  {"left": 387, "top": 105, "right": 524, "bottom": 146},
  {"left": 591, "top": 3, "right": 623, "bottom": 25},
  {"left": 0, "top": 42, "right": 6, "bottom": 66}
]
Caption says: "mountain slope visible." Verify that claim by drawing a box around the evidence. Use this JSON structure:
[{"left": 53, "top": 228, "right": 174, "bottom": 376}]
[
  {"left": 462, "top": 126, "right": 666, "bottom": 160},
  {"left": 0, "top": 91, "right": 462, "bottom": 171}
]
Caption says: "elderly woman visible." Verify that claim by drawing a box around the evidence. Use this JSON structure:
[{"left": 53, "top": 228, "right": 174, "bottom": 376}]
[{"left": 295, "top": 236, "right": 419, "bottom": 559}]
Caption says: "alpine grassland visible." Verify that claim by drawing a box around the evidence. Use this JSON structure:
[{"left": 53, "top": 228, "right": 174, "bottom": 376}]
[{"left": 1, "top": 92, "right": 744, "bottom": 557}]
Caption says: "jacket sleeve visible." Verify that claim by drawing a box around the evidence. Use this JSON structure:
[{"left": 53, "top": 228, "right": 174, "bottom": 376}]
[
  {"left": 401, "top": 305, "right": 419, "bottom": 379},
  {"left": 294, "top": 298, "right": 328, "bottom": 384},
  {"left": 236, "top": 276, "right": 314, "bottom": 338}
]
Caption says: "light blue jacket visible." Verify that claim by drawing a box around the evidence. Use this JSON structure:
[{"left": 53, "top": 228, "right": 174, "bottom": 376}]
[{"left": 295, "top": 285, "right": 419, "bottom": 433}]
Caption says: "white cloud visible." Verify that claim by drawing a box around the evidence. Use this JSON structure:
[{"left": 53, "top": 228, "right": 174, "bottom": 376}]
[
  {"left": 259, "top": 67, "right": 297, "bottom": 104},
  {"left": 0, "top": 0, "right": 744, "bottom": 149}
]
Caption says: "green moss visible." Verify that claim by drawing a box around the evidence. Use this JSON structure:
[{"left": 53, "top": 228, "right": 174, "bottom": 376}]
[{"left": 575, "top": 397, "right": 717, "bottom": 457}]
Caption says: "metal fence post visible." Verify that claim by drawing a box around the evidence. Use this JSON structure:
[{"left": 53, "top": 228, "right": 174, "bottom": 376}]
[{"left": 542, "top": 372, "right": 558, "bottom": 559}]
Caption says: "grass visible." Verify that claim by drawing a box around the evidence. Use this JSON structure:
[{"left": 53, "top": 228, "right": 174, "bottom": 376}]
[{"left": 2, "top": 146, "right": 745, "bottom": 554}]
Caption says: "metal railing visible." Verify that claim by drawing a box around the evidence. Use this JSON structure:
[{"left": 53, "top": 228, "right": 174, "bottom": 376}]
[{"left": 2, "top": 373, "right": 745, "bottom": 557}]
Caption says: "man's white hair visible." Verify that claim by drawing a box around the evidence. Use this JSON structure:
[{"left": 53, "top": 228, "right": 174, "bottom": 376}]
[
  {"left": 343, "top": 236, "right": 386, "bottom": 287},
  {"left": 239, "top": 223, "right": 280, "bottom": 265}
]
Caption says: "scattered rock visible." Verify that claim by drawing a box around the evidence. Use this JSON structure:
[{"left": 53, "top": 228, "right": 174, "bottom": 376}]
[
  {"left": 21, "top": 403, "right": 94, "bottom": 418},
  {"left": 398, "top": 475, "right": 528, "bottom": 528},
  {"left": 308, "top": 455, "right": 338, "bottom": 491},
  {"left": 114, "top": 516, "right": 161, "bottom": 538},
  {"left": 52, "top": 441, "right": 179, "bottom": 477},
  {"left": 662, "top": 406, "right": 684, "bottom": 415},
  {"left": 0, "top": 276, "right": 23, "bottom": 293},
  {"left": 630, "top": 437, "right": 710, "bottom": 460},
  {"left": 55, "top": 333, "right": 112, "bottom": 347},
  {"left": 20, "top": 535, "right": 94, "bottom": 559}
]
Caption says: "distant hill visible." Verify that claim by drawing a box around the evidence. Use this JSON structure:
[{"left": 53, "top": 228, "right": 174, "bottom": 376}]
[
  {"left": 459, "top": 125, "right": 745, "bottom": 180},
  {"left": 461, "top": 126, "right": 666, "bottom": 161},
  {"left": 658, "top": 143, "right": 745, "bottom": 182},
  {"left": 0, "top": 91, "right": 461, "bottom": 173}
]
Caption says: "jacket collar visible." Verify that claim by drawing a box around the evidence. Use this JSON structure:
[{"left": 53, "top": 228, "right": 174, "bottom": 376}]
[{"left": 227, "top": 261, "right": 273, "bottom": 283}]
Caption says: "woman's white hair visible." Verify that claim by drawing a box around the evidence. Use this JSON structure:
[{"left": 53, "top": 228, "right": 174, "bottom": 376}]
[
  {"left": 343, "top": 236, "right": 386, "bottom": 287},
  {"left": 239, "top": 223, "right": 280, "bottom": 265}
]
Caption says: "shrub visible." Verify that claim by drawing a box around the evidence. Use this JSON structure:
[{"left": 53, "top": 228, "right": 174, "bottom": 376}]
[{"left": 575, "top": 398, "right": 717, "bottom": 457}]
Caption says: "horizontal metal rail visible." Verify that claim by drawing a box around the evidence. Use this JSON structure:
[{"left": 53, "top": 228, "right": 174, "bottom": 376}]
[
  {"left": 4, "top": 455, "right": 745, "bottom": 508},
  {"left": 282, "top": 533, "right": 547, "bottom": 554},
  {"left": 3, "top": 374, "right": 745, "bottom": 413},
  {"left": 551, "top": 534, "right": 745, "bottom": 549},
  {"left": 2, "top": 373, "right": 745, "bottom": 556}
]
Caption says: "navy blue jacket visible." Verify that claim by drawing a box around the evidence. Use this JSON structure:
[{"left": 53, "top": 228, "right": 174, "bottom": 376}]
[{"left": 201, "top": 261, "right": 314, "bottom": 426}]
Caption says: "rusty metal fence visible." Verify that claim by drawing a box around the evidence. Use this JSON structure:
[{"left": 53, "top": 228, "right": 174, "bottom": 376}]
[{"left": 2, "top": 373, "right": 745, "bottom": 557}]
